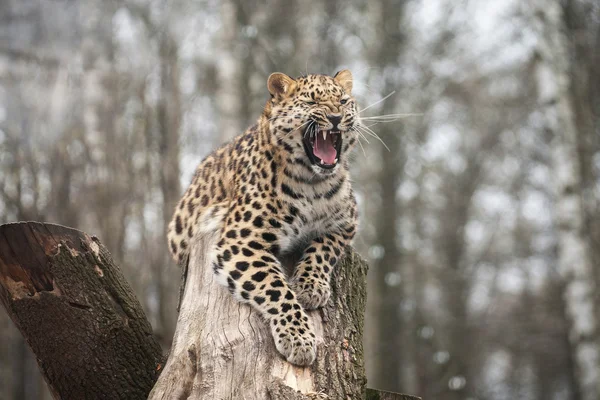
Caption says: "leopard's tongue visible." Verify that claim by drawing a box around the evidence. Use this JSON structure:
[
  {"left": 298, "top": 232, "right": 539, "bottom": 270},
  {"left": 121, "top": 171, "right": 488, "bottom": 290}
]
[{"left": 314, "top": 131, "right": 337, "bottom": 164}]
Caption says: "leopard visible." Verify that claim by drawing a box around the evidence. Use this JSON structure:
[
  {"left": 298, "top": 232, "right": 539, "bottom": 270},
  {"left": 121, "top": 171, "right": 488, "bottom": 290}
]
[{"left": 167, "top": 69, "right": 359, "bottom": 366}]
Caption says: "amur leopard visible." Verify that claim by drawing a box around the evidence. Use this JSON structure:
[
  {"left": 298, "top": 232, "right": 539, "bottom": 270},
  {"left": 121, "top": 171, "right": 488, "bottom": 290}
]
[{"left": 168, "top": 70, "right": 359, "bottom": 366}]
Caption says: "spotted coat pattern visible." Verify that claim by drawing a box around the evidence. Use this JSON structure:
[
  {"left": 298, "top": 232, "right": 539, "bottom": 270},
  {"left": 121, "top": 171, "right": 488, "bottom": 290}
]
[{"left": 167, "top": 70, "right": 359, "bottom": 366}]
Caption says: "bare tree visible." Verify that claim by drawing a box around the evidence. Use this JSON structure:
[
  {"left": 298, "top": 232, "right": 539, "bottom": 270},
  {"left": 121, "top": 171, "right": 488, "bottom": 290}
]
[
  {"left": 357, "top": 0, "right": 408, "bottom": 392},
  {"left": 529, "top": 1, "right": 600, "bottom": 399}
]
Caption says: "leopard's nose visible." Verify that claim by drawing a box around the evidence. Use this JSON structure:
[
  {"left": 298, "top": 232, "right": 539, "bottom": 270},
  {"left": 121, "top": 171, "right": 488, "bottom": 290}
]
[{"left": 327, "top": 114, "right": 342, "bottom": 130}]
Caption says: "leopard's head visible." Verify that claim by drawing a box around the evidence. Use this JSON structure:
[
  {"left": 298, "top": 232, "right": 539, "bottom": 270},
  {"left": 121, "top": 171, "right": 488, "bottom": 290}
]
[{"left": 265, "top": 70, "right": 358, "bottom": 177}]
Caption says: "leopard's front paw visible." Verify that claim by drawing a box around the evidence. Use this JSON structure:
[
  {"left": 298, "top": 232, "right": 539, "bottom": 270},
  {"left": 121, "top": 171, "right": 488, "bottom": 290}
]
[
  {"left": 290, "top": 277, "right": 331, "bottom": 310},
  {"left": 271, "top": 312, "right": 316, "bottom": 366}
]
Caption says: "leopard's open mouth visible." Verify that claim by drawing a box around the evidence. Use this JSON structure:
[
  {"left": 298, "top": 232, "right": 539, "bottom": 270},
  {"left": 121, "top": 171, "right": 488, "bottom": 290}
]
[{"left": 302, "top": 127, "right": 343, "bottom": 169}]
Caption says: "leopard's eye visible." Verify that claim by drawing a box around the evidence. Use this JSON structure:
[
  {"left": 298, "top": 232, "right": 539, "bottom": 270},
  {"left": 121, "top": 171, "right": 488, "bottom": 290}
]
[
  {"left": 340, "top": 99, "right": 348, "bottom": 105},
  {"left": 305, "top": 101, "right": 316, "bottom": 106}
]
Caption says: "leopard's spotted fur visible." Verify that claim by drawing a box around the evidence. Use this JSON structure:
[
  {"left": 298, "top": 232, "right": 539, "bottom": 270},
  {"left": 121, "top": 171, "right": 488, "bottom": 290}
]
[{"left": 168, "top": 70, "right": 358, "bottom": 366}]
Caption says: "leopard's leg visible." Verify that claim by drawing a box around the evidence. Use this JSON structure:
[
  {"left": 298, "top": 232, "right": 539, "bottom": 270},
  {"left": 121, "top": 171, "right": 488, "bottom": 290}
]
[
  {"left": 290, "top": 225, "right": 355, "bottom": 310},
  {"left": 212, "top": 223, "right": 316, "bottom": 366}
]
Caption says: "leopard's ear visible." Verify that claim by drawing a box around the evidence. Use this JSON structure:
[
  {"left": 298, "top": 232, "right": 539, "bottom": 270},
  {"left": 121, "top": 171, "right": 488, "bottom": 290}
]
[
  {"left": 333, "top": 69, "right": 353, "bottom": 94},
  {"left": 267, "top": 73, "right": 296, "bottom": 98}
]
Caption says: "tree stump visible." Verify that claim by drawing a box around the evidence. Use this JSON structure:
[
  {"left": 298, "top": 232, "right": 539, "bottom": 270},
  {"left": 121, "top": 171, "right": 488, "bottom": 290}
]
[
  {"left": 149, "top": 218, "right": 369, "bottom": 399},
  {"left": 149, "top": 217, "right": 420, "bottom": 400},
  {"left": 0, "top": 222, "right": 163, "bottom": 399}
]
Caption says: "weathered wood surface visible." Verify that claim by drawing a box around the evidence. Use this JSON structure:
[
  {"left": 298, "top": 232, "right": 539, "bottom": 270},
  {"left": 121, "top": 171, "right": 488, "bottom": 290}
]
[
  {"left": 0, "top": 222, "right": 163, "bottom": 400},
  {"left": 149, "top": 217, "right": 370, "bottom": 400}
]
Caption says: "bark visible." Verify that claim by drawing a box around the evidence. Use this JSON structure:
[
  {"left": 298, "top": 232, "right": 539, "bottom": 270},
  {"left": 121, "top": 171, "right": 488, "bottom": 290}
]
[
  {"left": 0, "top": 222, "right": 163, "bottom": 399},
  {"left": 366, "top": 388, "right": 421, "bottom": 400},
  {"left": 149, "top": 217, "right": 420, "bottom": 400}
]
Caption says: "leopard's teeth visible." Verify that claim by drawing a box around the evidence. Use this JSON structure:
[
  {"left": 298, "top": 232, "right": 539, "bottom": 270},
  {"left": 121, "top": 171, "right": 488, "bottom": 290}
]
[
  {"left": 334, "top": 158, "right": 338, "bottom": 163},
  {"left": 322, "top": 130, "right": 327, "bottom": 141}
]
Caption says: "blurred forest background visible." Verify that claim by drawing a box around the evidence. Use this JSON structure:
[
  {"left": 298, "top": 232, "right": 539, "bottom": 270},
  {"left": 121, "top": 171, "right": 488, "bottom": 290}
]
[{"left": 1, "top": 0, "right": 599, "bottom": 399}]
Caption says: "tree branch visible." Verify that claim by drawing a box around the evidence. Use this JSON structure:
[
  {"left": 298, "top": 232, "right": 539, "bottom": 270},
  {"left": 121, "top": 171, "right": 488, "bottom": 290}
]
[{"left": 0, "top": 222, "right": 163, "bottom": 399}]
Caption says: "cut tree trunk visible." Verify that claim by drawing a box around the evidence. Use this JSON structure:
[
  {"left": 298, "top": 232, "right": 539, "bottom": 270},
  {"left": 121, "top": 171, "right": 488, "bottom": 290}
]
[
  {"left": 0, "top": 221, "right": 420, "bottom": 400},
  {"left": 0, "top": 222, "right": 163, "bottom": 399},
  {"left": 149, "top": 220, "right": 368, "bottom": 399},
  {"left": 149, "top": 218, "right": 420, "bottom": 400}
]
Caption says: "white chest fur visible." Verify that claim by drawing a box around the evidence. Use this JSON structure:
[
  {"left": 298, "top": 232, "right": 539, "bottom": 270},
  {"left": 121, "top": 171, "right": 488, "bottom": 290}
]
[{"left": 278, "top": 184, "right": 350, "bottom": 254}]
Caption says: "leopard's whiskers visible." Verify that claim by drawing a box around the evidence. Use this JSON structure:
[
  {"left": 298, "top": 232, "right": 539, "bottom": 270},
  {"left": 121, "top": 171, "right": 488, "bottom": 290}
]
[
  {"left": 358, "top": 91, "right": 396, "bottom": 114},
  {"left": 359, "top": 113, "right": 422, "bottom": 122},
  {"left": 355, "top": 123, "right": 391, "bottom": 152},
  {"left": 349, "top": 127, "right": 368, "bottom": 157}
]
